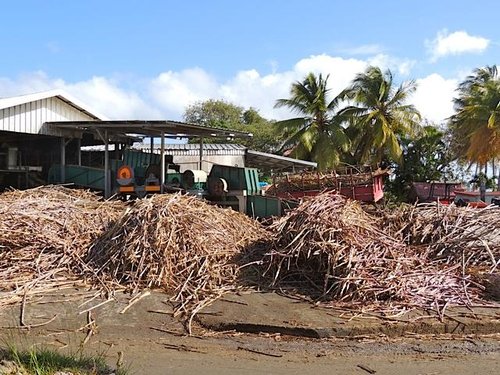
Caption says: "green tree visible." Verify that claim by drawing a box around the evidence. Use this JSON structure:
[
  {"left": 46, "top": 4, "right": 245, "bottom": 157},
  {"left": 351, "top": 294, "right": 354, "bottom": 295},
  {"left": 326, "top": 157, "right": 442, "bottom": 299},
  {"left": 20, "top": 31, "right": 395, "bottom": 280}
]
[
  {"left": 184, "top": 99, "right": 243, "bottom": 129},
  {"left": 237, "top": 108, "right": 280, "bottom": 153},
  {"left": 449, "top": 65, "right": 500, "bottom": 168},
  {"left": 342, "top": 66, "right": 421, "bottom": 165},
  {"left": 274, "top": 72, "right": 350, "bottom": 170},
  {"left": 183, "top": 100, "right": 280, "bottom": 153},
  {"left": 387, "top": 125, "right": 451, "bottom": 201}
]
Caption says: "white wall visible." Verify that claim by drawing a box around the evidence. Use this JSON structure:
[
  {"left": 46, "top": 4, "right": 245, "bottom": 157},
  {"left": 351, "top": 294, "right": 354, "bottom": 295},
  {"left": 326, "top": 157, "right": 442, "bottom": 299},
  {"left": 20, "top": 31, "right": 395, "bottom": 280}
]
[
  {"left": 0, "top": 96, "right": 94, "bottom": 137},
  {"left": 173, "top": 154, "right": 245, "bottom": 173}
]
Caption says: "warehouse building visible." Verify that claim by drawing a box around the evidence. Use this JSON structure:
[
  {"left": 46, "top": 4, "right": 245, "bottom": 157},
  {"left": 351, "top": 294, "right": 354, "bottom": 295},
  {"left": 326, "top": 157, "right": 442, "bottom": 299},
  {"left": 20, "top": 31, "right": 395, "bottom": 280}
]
[
  {"left": 0, "top": 90, "right": 316, "bottom": 194},
  {"left": 127, "top": 143, "right": 317, "bottom": 173},
  {"left": 0, "top": 90, "right": 105, "bottom": 189}
]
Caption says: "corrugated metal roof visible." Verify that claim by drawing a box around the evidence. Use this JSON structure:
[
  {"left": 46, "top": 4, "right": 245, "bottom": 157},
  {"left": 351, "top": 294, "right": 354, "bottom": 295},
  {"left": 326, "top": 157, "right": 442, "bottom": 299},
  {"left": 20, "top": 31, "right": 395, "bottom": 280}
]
[
  {"left": 246, "top": 149, "right": 317, "bottom": 171},
  {"left": 81, "top": 143, "right": 247, "bottom": 155},
  {"left": 134, "top": 143, "right": 246, "bottom": 151},
  {"left": 48, "top": 120, "right": 253, "bottom": 140},
  {"left": 133, "top": 143, "right": 247, "bottom": 156},
  {"left": 81, "top": 143, "right": 316, "bottom": 171}
]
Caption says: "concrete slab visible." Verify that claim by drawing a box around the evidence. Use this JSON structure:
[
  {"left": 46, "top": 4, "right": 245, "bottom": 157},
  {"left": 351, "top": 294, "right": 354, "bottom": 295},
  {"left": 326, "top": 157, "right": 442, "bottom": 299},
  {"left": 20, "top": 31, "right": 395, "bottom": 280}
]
[
  {"left": 1, "top": 287, "right": 500, "bottom": 342},
  {"left": 196, "top": 292, "right": 500, "bottom": 338},
  {"left": 2, "top": 288, "right": 500, "bottom": 374}
]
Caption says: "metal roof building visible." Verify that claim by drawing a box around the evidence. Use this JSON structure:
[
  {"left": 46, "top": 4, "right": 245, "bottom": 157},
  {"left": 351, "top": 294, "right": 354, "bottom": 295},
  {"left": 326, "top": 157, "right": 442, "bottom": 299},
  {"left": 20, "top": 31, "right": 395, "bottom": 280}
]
[
  {"left": 127, "top": 143, "right": 316, "bottom": 173},
  {"left": 0, "top": 89, "right": 105, "bottom": 138},
  {"left": 0, "top": 90, "right": 252, "bottom": 194},
  {"left": 0, "top": 90, "right": 316, "bottom": 195}
]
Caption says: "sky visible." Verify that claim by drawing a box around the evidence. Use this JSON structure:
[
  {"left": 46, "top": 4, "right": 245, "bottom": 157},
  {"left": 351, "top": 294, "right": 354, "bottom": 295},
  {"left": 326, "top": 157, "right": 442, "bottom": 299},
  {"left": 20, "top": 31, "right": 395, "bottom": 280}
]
[{"left": 0, "top": 0, "right": 498, "bottom": 125}]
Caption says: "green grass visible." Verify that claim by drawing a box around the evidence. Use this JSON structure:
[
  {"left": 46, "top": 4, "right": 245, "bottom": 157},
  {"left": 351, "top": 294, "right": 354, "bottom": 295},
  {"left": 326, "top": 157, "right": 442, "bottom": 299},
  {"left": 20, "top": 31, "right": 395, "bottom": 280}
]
[{"left": 0, "top": 345, "right": 128, "bottom": 375}]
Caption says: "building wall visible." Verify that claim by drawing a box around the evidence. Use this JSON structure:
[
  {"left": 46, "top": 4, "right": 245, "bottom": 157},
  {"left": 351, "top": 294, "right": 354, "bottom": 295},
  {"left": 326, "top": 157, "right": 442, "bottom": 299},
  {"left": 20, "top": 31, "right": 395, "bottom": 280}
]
[
  {"left": 0, "top": 96, "right": 93, "bottom": 137},
  {"left": 173, "top": 154, "right": 245, "bottom": 173}
]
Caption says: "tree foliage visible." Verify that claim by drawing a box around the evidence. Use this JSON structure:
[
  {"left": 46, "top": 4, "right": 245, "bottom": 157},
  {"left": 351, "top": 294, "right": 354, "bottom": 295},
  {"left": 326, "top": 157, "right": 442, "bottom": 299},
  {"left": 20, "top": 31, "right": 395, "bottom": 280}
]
[
  {"left": 386, "top": 125, "right": 451, "bottom": 201},
  {"left": 274, "top": 73, "right": 350, "bottom": 170},
  {"left": 183, "top": 100, "right": 280, "bottom": 153},
  {"left": 181, "top": 64, "right": 500, "bottom": 197},
  {"left": 449, "top": 65, "right": 500, "bottom": 165},
  {"left": 342, "top": 66, "right": 421, "bottom": 164},
  {"left": 184, "top": 99, "right": 243, "bottom": 129}
]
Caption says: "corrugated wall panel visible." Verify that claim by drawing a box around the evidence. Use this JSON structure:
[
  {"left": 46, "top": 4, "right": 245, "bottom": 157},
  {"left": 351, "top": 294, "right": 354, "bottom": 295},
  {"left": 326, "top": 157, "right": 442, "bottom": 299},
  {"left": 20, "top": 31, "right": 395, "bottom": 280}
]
[
  {"left": 1, "top": 109, "right": 6, "bottom": 131},
  {"left": 0, "top": 96, "right": 95, "bottom": 137}
]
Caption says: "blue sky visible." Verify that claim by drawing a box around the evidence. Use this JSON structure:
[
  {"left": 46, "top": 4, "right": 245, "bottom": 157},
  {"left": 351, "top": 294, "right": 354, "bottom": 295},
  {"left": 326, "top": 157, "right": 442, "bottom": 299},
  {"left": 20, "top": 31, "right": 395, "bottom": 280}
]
[{"left": 1, "top": 0, "right": 498, "bottom": 123}]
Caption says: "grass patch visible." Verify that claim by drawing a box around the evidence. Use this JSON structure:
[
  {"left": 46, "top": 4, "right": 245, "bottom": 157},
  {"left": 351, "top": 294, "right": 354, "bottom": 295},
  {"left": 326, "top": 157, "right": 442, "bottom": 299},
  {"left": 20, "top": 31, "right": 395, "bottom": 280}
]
[{"left": 0, "top": 345, "right": 127, "bottom": 375}]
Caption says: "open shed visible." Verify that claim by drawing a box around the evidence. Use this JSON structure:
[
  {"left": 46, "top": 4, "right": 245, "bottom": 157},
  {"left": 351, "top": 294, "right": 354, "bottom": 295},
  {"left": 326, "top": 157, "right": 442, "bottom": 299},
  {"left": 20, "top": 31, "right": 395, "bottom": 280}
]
[{"left": 46, "top": 120, "right": 254, "bottom": 197}]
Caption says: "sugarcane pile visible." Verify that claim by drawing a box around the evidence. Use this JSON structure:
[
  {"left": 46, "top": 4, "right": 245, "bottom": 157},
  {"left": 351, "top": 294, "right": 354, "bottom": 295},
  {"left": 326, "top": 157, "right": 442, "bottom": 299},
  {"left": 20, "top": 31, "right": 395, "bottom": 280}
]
[
  {"left": 0, "top": 186, "right": 124, "bottom": 293},
  {"left": 263, "top": 193, "right": 474, "bottom": 306},
  {"left": 88, "top": 193, "right": 267, "bottom": 320},
  {"left": 384, "top": 203, "right": 500, "bottom": 270}
]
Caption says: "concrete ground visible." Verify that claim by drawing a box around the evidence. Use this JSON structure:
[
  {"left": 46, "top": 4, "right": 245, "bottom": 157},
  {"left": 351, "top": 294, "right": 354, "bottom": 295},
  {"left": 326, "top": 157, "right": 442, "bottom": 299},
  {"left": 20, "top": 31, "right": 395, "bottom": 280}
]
[
  {"left": 1, "top": 287, "right": 500, "bottom": 374},
  {"left": 196, "top": 291, "right": 500, "bottom": 338}
]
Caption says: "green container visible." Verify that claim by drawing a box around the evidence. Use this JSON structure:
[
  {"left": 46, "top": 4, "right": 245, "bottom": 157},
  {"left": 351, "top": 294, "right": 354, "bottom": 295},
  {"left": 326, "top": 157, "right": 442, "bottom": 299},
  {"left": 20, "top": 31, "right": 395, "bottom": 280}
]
[
  {"left": 123, "top": 150, "right": 160, "bottom": 169},
  {"left": 247, "top": 195, "right": 282, "bottom": 218},
  {"left": 166, "top": 172, "right": 182, "bottom": 185},
  {"left": 48, "top": 164, "right": 107, "bottom": 191},
  {"left": 209, "top": 165, "right": 261, "bottom": 195}
]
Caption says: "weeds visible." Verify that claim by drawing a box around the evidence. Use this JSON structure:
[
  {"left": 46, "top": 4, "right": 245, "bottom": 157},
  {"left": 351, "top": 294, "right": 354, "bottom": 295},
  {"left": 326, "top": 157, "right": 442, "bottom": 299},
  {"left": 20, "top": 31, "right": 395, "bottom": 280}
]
[{"left": 0, "top": 344, "right": 128, "bottom": 375}]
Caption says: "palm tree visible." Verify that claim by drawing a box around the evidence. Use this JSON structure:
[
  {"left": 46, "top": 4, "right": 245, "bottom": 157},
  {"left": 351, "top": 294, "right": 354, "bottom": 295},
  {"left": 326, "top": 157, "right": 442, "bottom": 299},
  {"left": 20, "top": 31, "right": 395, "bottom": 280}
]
[
  {"left": 342, "top": 66, "right": 421, "bottom": 165},
  {"left": 450, "top": 65, "right": 500, "bottom": 169},
  {"left": 274, "top": 73, "right": 350, "bottom": 170}
]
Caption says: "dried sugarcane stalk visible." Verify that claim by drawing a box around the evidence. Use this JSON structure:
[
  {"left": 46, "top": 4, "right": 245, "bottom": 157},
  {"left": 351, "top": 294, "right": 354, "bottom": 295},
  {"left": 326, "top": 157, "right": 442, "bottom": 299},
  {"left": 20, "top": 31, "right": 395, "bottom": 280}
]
[
  {"left": 262, "top": 193, "right": 479, "bottom": 309},
  {"left": 0, "top": 186, "right": 124, "bottom": 306},
  {"left": 88, "top": 193, "right": 267, "bottom": 331}
]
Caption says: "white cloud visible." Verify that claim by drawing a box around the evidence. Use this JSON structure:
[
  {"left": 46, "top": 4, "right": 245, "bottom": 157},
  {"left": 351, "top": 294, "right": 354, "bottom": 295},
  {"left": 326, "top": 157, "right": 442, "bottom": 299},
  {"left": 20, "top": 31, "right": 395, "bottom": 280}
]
[
  {"left": 0, "top": 71, "right": 64, "bottom": 96},
  {"left": 293, "top": 54, "right": 368, "bottom": 94},
  {"left": 0, "top": 72, "right": 160, "bottom": 119},
  {"left": 146, "top": 54, "right": 370, "bottom": 120},
  {"left": 148, "top": 68, "right": 219, "bottom": 118},
  {"left": 0, "top": 54, "right": 459, "bottom": 125},
  {"left": 65, "top": 77, "right": 162, "bottom": 119},
  {"left": 426, "top": 30, "right": 490, "bottom": 61},
  {"left": 368, "top": 54, "right": 416, "bottom": 76},
  {"left": 412, "top": 73, "right": 458, "bottom": 124}
]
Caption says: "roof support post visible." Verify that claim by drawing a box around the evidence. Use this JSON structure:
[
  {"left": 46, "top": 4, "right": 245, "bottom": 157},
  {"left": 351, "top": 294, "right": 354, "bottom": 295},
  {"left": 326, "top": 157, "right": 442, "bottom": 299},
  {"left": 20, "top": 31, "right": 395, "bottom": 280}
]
[
  {"left": 95, "top": 129, "right": 110, "bottom": 198},
  {"left": 76, "top": 138, "right": 82, "bottom": 166},
  {"left": 160, "top": 132, "right": 165, "bottom": 193},
  {"left": 104, "top": 130, "right": 110, "bottom": 198},
  {"left": 60, "top": 137, "right": 66, "bottom": 183},
  {"left": 199, "top": 137, "right": 204, "bottom": 170},
  {"left": 150, "top": 136, "right": 154, "bottom": 164}
]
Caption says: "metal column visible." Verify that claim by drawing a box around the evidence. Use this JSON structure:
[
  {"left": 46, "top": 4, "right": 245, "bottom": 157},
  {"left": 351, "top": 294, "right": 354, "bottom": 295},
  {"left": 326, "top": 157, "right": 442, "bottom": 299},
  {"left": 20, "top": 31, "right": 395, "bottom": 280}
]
[
  {"left": 104, "top": 131, "right": 110, "bottom": 198},
  {"left": 160, "top": 132, "right": 165, "bottom": 193},
  {"left": 150, "top": 136, "right": 154, "bottom": 164},
  {"left": 76, "top": 138, "right": 82, "bottom": 166},
  {"left": 60, "top": 138, "right": 66, "bottom": 183},
  {"left": 199, "top": 137, "right": 204, "bottom": 170}
]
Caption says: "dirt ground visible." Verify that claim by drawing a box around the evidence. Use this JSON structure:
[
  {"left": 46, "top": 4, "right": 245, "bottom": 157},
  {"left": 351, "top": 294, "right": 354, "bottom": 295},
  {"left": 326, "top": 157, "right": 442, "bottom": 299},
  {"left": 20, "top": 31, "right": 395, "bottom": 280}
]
[
  {"left": 1, "top": 288, "right": 499, "bottom": 374},
  {"left": 5, "top": 328, "right": 500, "bottom": 374}
]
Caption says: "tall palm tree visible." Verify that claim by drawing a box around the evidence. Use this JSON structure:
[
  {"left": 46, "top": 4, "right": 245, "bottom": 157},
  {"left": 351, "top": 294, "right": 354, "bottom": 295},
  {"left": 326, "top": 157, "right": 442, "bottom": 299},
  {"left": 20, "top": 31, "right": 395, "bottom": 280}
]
[
  {"left": 342, "top": 67, "right": 421, "bottom": 165},
  {"left": 274, "top": 73, "right": 350, "bottom": 170},
  {"left": 450, "top": 65, "right": 500, "bottom": 168}
]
